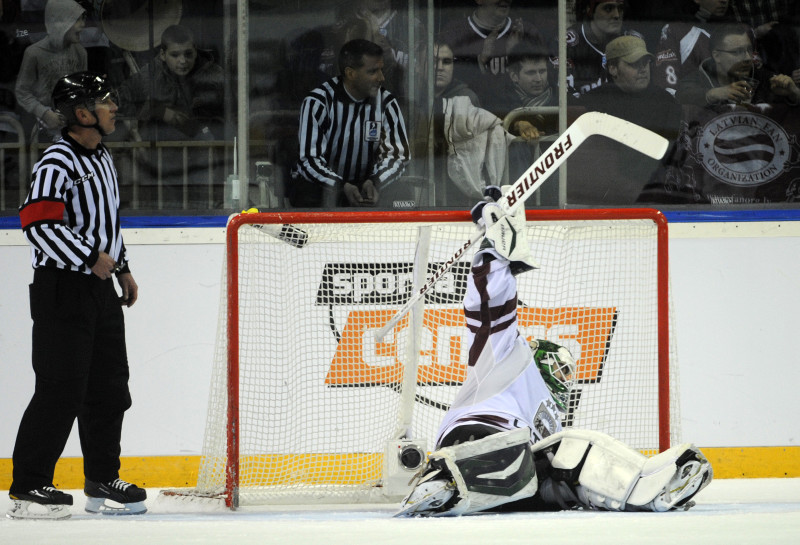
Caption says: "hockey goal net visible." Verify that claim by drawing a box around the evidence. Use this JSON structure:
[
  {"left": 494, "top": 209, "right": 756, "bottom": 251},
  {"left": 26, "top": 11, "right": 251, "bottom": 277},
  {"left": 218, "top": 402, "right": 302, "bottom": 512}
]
[{"left": 185, "top": 209, "right": 679, "bottom": 508}]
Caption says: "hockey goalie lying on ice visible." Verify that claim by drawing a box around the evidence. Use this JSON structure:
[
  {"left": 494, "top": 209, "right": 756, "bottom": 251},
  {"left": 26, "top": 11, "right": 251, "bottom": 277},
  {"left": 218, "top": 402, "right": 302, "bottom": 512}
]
[{"left": 396, "top": 186, "right": 712, "bottom": 518}]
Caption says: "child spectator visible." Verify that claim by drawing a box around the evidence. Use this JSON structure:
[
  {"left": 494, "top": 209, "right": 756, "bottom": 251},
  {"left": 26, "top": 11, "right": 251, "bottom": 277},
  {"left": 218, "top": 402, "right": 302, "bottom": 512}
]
[
  {"left": 118, "top": 24, "right": 225, "bottom": 209},
  {"left": 119, "top": 24, "right": 224, "bottom": 141}
]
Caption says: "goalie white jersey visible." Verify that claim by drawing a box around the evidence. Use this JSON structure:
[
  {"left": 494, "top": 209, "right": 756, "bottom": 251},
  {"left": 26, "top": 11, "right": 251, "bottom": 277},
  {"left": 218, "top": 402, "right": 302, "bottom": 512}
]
[{"left": 435, "top": 249, "right": 562, "bottom": 448}]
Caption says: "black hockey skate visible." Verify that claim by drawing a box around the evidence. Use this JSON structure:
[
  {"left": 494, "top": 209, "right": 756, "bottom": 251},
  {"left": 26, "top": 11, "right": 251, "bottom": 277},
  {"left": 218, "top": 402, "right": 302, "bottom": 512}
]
[
  {"left": 7, "top": 485, "right": 73, "bottom": 520},
  {"left": 85, "top": 478, "right": 147, "bottom": 515}
]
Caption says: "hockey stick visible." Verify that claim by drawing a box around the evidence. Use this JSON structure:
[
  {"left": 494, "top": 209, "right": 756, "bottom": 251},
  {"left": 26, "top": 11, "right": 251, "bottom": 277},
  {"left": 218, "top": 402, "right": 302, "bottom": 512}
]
[
  {"left": 374, "top": 112, "right": 668, "bottom": 341},
  {"left": 247, "top": 223, "right": 309, "bottom": 248},
  {"left": 233, "top": 209, "right": 309, "bottom": 248}
]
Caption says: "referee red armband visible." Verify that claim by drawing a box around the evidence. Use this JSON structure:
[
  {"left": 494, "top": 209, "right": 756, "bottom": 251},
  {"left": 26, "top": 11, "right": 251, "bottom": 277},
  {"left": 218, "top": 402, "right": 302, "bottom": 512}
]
[{"left": 19, "top": 200, "right": 66, "bottom": 230}]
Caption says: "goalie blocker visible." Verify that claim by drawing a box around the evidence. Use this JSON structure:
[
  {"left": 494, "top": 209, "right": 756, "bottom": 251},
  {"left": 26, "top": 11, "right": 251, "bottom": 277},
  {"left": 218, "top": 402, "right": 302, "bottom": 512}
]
[{"left": 396, "top": 428, "right": 712, "bottom": 517}]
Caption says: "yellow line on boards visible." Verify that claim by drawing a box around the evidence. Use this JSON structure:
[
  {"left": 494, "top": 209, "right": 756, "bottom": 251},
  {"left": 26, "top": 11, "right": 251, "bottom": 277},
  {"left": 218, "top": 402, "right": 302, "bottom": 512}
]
[
  {"left": 701, "top": 447, "right": 800, "bottom": 479},
  {"left": 0, "top": 456, "right": 201, "bottom": 490},
  {"left": 1, "top": 447, "right": 798, "bottom": 490}
]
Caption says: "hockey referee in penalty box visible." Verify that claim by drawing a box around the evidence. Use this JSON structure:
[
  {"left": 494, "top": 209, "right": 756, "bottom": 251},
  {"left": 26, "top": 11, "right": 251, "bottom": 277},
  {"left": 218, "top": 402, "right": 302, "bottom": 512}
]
[
  {"left": 291, "top": 38, "right": 410, "bottom": 208},
  {"left": 8, "top": 72, "right": 147, "bottom": 520}
]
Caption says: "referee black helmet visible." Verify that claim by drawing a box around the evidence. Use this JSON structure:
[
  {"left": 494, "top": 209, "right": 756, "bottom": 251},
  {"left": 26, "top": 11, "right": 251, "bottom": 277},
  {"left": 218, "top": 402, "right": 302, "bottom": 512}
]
[{"left": 52, "top": 72, "right": 118, "bottom": 129}]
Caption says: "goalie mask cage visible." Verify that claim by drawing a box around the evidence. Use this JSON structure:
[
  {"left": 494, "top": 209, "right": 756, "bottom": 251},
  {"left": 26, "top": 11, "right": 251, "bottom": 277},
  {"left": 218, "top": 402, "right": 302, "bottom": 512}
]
[{"left": 186, "top": 209, "right": 679, "bottom": 508}]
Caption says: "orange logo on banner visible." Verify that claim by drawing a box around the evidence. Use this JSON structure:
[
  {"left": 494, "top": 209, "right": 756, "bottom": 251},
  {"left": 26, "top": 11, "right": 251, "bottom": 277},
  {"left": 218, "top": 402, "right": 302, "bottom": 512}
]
[{"left": 324, "top": 307, "right": 617, "bottom": 386}]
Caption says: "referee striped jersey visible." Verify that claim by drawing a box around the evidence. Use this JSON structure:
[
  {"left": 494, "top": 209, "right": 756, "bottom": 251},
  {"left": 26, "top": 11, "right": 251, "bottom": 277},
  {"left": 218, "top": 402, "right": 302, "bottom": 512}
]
[
  {"left": 19, "top": 132, "right": 128, "bottom": 275},
  {"left": 294, "top": 76, "right": 409, "bottom": 188}
]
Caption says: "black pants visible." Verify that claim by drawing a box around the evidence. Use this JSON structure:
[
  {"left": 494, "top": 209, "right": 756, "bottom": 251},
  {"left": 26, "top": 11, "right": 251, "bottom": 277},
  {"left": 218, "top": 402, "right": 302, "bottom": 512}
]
[{"left": 10, "top": 268, "right": 131, "bottom": 494}]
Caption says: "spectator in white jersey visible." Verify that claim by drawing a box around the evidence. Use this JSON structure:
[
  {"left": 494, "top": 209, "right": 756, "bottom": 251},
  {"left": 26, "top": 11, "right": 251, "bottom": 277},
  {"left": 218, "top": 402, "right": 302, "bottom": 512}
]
[
  {"left": 653, "top": 0, "right": 734, "bottom": 96},
  {"left": 291, "top": 38, "right": 410, "bottom": 208},
  {"left": 8, "top": 72, "right": 146, "bottom": 521},
  {"left": 396, "top": 186, "right": 713, "bottom": 517},
  {"left": 437, "top": 0, "right": 544, "bottom": 108},
  {"left": 558, "top": 0, "right": 645, "bottom": 96},
  {"left": 409, "top": 38, "right": 482, "bottom": 207}
]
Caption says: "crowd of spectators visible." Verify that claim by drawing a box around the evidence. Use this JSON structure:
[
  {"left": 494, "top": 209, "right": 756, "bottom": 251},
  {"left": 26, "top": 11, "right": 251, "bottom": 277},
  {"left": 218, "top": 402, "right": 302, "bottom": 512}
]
[{"left": 1, "top": 0, "right": 799, "bottom": 212}]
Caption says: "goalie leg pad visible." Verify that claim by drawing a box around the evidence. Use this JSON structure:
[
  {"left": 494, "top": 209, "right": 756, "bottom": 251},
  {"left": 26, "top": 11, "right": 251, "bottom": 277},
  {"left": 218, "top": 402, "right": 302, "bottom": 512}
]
[
  {"left": 532, "top": 429, "right": 712, "bottom": 512},
  {"left": 535, "top": 429, "right": 644, "bottom": 511},
  {"left": 396, "top": 427, "right": 538, "bottom": 517}
]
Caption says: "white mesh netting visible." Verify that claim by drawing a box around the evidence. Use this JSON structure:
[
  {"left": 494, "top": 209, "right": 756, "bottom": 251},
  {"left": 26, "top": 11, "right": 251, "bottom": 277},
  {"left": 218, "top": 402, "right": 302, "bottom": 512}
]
[{"left": 188, "top": 210, "right": 680, "bottom": 506}]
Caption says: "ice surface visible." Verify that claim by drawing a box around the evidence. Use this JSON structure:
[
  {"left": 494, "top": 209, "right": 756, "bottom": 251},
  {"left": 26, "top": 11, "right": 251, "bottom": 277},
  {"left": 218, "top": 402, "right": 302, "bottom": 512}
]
[{"left": 2, "top": 479, "right": 798, "bottom": 544}]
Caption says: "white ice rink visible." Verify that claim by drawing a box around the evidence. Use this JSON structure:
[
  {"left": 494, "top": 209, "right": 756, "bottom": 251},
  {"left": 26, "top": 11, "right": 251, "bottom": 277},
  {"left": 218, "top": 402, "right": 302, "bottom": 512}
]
[{"left": 2, "top": 479, "right": 799, "bottom": 544}]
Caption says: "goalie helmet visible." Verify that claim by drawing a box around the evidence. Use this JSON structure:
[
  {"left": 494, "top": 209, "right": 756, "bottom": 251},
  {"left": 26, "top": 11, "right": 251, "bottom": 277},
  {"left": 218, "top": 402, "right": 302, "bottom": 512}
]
[
  {"left": 52, "top": 72, "right": 118, "bottom": 129},
  {"left": 530, "top": 339, "right": 576, "bottom": 411}
]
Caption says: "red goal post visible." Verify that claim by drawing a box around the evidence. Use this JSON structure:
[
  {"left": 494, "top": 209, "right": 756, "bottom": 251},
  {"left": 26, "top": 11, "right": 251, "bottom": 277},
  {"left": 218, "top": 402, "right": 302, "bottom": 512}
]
[{"left": 188, "top": 208, "right": 677, "bottom": 509}]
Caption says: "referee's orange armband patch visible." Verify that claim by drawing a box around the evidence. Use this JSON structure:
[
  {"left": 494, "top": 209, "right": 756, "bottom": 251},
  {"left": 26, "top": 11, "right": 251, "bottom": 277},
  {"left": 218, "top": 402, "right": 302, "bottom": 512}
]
[{"left": 19, "top": 200, "right": 66, "bottom": 229}]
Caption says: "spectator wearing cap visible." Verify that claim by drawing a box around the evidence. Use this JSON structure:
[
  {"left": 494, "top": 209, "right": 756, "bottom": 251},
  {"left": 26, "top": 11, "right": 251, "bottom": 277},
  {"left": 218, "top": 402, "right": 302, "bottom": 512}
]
[
  {"left": 568, "top": 35, "right": 682, "bottom": 205},
  {"left": 576, "top": 35, "right": 682, "bottom": 140}
]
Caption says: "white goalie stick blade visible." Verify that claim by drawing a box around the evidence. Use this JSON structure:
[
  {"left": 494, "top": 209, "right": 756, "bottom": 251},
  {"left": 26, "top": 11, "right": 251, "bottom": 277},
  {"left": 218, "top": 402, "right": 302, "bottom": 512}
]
[
  {"left": 248, "top": 223, "right": 309, "bottom": 248},
  {"left": 227, "top": 211, "right": 309, "bottom": 248},
  {"left": 374, "top": 112, "right": 668, "bottom": 341}
]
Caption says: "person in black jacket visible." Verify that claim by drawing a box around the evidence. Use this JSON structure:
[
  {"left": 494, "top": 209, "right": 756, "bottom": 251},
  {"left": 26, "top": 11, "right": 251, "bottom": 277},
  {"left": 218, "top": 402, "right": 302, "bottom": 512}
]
[
  {"left": 570, "top": 35, "right": 682, "bottom": 204},
  {"left": 579, "top": 35, "right": 682, "bottom": 140}
]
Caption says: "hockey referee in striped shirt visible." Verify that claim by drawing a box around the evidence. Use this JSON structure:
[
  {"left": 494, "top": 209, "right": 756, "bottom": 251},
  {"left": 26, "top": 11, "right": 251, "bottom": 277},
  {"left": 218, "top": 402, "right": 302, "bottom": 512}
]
[
  {"left": 291, "top": 38, "right": 410, "bottom": 207},
  {"left": 8, "top": 72, "right": 147, "bottom": 520}
]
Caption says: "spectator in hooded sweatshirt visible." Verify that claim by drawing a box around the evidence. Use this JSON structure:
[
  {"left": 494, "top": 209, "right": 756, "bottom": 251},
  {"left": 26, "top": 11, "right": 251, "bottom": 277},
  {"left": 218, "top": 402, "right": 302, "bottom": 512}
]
[{"left": 15, "top": 0, "right": 87, "bottom": 142}]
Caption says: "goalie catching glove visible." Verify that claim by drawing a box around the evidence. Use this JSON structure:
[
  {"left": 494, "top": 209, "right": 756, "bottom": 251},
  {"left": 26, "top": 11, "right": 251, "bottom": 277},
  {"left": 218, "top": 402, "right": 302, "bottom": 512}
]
[{"left": 470, "top": 185, "right": 539, "bottom": 275}]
